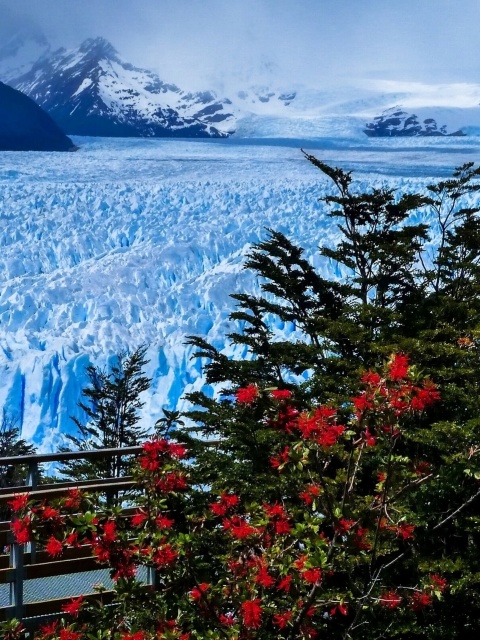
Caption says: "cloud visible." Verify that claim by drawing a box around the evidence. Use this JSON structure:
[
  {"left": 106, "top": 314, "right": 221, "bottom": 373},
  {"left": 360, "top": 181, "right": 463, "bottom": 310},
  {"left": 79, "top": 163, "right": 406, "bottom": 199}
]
[{"left": 1, "top": 0, "right": 479, "bottom": 91}]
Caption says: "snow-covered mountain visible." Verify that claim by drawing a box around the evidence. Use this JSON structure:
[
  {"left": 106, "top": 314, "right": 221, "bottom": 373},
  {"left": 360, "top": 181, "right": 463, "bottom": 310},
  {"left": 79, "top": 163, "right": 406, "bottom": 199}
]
[
  {"left": 5, "top": 27, "right": 480, "bottom": 139},
  {"left": 364, "top": 106, "right": 465, "bottom": 137},
  {"left": 9, "top": 38, "right": 235, "bottom": 138}
]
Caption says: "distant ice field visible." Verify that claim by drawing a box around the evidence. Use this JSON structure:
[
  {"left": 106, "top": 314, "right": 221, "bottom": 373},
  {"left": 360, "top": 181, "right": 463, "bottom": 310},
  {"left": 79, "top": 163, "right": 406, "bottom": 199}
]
[{"left": 1, "top": 135, "right": 480, "bottom": 450}]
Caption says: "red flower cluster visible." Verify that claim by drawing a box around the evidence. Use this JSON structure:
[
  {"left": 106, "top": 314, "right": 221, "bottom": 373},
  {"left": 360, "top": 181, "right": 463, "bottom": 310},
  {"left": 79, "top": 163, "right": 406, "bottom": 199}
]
[
  {"left": 155, "top": 470, "right": 187, "bottom": 493},
  {"left": 379, "top": 590, "right": 402, "bottom": 609},
  {"left": 263, "top": 502, "right": 291, "bottom": 535},
  {"left": 190, "top": 582, "right": 210, "bottom": 601},
  {"left": 430, "top": 574, "right": 448, "bottom": 592},
  {"left": 411, "top": 590, "right": 432, "bottom": 611},
  {"left": 64, "top": 488, "right": 83, "bottom": 510},
  {"left": 223, "top": 516, "right": 261, "bottom": 540},
  {"left": 271, "top": 389, "right": 292, "bottom": 400},
  {"left": 45, "top": 535, "right": 63, "bottom": 558},
  {"left": 8, "top": 493, "right": 29, "bottom": 513},
  {"left": 299, "top": 484, "right": 321, "bottom": 505},
  {"left": 62, "top": 595, "right": 84, "bottom": 617},
  {"left": 270, "top": 445, "right": 290, "bottom": 470},
  {"left": 388, "top": 354, "right": 410, "bottom": 381},
  {"left": 152, "top": 542, "right": 178, "bottom": 568},
  {"left": 11, "top": 516, "right": 32, "bottom": 544},
  {"left": 139, "top": 439, "right": 186, "bottom": 473},
  {"left": 235, "top": 384, "right": 259, "bottom": 404},
  {"left": 241, "top": 598, "right": 263, "bottom": 629},
  {"left": 296, "top": 406, "right": 345, "bottom": 447},
  {"left": 273, "top": 610, "right": 292, "bottom": 628},
  {"left": 210, "top": 492, "right": 240, "bottom": 516}
]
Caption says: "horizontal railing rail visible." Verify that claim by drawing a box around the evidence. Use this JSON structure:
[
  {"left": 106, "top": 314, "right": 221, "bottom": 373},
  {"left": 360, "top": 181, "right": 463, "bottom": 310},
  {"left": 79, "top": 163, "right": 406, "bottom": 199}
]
[{"left": 0, "top": 446, "right": 147, "bottom": 627}]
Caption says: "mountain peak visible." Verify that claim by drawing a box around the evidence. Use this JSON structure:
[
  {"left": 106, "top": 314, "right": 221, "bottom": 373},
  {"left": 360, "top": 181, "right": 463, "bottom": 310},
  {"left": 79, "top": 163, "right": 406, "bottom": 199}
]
[{"left": 79, "top": 37, "right": 118, "bottom": 59}]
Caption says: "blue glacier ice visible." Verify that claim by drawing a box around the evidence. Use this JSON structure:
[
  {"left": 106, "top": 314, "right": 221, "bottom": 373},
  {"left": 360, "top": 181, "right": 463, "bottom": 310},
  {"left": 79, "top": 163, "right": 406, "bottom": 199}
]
[{"left": 1, "top": 135, "right": 480, "bottom": 451}]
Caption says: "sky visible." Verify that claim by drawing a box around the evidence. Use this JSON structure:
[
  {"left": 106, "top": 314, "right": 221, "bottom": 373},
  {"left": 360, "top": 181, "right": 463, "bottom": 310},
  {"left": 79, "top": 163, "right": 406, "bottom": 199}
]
[{"left": 1, "top": 0, "right": 480, "bottom": 93}]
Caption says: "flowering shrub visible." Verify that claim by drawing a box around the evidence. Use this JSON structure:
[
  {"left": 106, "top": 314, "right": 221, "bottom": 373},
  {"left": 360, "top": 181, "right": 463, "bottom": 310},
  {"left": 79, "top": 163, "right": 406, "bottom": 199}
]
[{"left": 4, "top": 355, "right": 451, "bottom": 639}]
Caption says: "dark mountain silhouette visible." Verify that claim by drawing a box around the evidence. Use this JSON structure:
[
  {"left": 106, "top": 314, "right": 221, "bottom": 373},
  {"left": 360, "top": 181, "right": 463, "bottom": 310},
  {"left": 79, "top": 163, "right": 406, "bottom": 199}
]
[{"left": 0, "top": 81, "right": 75, "bottom": 151}]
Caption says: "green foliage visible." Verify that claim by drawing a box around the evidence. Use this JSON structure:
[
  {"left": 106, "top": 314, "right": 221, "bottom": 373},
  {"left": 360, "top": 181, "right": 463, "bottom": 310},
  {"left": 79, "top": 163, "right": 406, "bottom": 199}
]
[
  {"left": 0, "top": 410, "right": 36, "bottom": 488},
  {"left": 180, "top": 158, "right": 480, "bottom": 637},
  {"left": 61, "top": 346, "right": 151, "bottom": 480}
]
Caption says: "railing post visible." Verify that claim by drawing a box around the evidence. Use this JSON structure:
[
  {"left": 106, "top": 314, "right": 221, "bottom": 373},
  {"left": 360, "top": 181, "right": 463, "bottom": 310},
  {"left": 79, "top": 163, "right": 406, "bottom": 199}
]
[
  {"left": 26, "top": 460, "right": 39, "bottom": 564},
  {"left": 9, "top": 534, "right": 24, "bottom": 621}
]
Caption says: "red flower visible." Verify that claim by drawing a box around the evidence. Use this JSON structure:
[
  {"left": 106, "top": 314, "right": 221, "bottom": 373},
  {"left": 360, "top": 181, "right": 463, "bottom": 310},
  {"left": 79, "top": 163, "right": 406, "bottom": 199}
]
[
  {"left": 335, "top": 518, "right": 355, "bottom": 534},
  {"left": 255, "top": 566, "right": 275, "bottom": 588},
  {"left": 302, "top": 567, "right": 322, "bottom": 584},
  {"left": 8, "top": 493, "right": 29, "bottom": 512},
  {"left": 364, "top": 428, "right": 376, "bottom": 446},
  {"left": 120, "top": 633, "right": 148, "bottom": 640},
  {"left": 65, "top": 532, "right": 80, "bottom": 548},
  {"left": 236, "top": 384, "right": 259, "bottom": 404},
  {"left": 241, "top": 598, "right": 263, "bottom": 629},
  {"left": 190, "top": 582, "right": 210, "bottom": 601},
  {"left": 296, "top": 406, "right": 344, "bottom": 446},
  {"left": 352, "top": 394, "right": 374, "bottom": 414},
  {"left": 388, "top": 354, "right": 410, "bottom": 381},
  {"left": 11, "top": 516, "right": 32, "bottom": 544},
  {"left": 271, "top": 405, "right": 299, "bottom": 433},
  {"left": 64, "top": 488, "right": 83, "bottom": 509},
  {"left": 275, "top": 519, "right": 292, "bottom": 535},
  {"left": 59, "top": 631, "right": 82, "bottom": 640},
  {"left": 210, "top": 502, "right": 227, "bottom": 516},
  {"left": 411, "top": 590, "right": 432, "bottom": 611},
  {"left": 361, "top": 371, "right": 381, "bottom": 386},
  {"left": 271, "top": 389, "right": 292, "bottom": 400},
  {"left": 153, "top": 543, "right": 178, "bottom": 568},
  {"left": 430, "top": 574, "right": 448, "bottom": 592},
  {"left": 410, "top": 382, "right": 441, "bottom": 410},
  {"left": 219, "top": 613, "right": 236, "bottom": 626},
  {"left": 223, "top": 516, "right": 260, "bottom": 539},
  {"left": 156, "top": 471, "right": 187, "bottom": 492},
  {"left": 156, "top": 514, "right": 175, "bottom": 529},
  {"left": 354, "top": 527, "right": 372, "bottom": 550},
  {"left": 210, "top": 492, "right": 239, "bottom": 516},
  {"left": 299, "top": 484, "right": 321, "bottom": 505},
  {"left": 273, "top": 611, "right": 292, "bottom": 629},
  {"left": 168, "top": 442, "right": 187, "bottom": 458},
  {"left": 62, "top": 595, "right": 84, "bottom": 617},
  {"left": 380, "top": 590, "right": 402, "bottom": 609},
  {"left": 45, "top": 536, "right": 63, "bottom": 558},
  {"left": 277, "top": 575, "right": 292, "bottom": 592},
  {"left": 395, "top": 522, "right": 415, "bottom": 540},
  {"left": 40, "top": 620, "right": 59, "bottom": 637},
  {"left": 270, "top": 445, "right": 290, "bottom": 470},
  {"left": 330, "top": 603, "right": 348, "bottom": 616},
  {"left": 131, "top": 511, "right": 148, "bottom": 528},
  {"left": 102, "top": 520, "right": 117, "bottom": 543},
  {"left": 414, "top": 461, "right": 431, "bottom": 476}
]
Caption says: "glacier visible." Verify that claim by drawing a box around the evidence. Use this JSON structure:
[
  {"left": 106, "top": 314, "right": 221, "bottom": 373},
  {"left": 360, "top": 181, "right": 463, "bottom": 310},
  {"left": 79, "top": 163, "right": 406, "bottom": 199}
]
[{"left": 1, "top": 134, "right": 480, "bottom": 451}]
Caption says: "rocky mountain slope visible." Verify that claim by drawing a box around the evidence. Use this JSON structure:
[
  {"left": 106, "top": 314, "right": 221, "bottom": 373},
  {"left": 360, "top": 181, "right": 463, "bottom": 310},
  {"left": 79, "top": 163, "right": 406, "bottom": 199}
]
[
  {"left": 0, "top": 81, "right": 75, "bottom": 151},
  {"left": 364, "top": 106, "right": 465, "bottom": 137},
  {"left": 9, "top": 38, "right": 236, "bottom": 138}
]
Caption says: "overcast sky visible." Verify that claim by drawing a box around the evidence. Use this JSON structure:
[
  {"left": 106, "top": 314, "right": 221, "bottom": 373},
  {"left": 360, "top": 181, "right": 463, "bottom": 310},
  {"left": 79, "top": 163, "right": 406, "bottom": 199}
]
[{"left": 2, "top": 0, "right": 479, "bottom": 92}]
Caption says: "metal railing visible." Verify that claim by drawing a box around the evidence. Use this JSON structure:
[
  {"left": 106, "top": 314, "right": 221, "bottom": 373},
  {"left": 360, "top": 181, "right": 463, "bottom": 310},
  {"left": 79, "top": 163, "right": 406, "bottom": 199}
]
[{"left": 0, "top": 447, "right": 144, "bottom": 627}]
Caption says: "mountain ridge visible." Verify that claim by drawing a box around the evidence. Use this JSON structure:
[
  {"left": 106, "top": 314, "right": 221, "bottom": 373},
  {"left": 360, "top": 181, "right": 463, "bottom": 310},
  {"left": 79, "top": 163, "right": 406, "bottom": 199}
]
[{"left": 10, "top": 37, "right": 235, "bottom": 138}]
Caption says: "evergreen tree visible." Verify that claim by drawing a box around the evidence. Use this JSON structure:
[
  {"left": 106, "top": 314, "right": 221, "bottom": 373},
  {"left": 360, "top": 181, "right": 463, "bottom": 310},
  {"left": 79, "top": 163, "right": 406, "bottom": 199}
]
[
  {"left": 0, "top": 410, "right": 35, "bottom": 488},
  {"left": 60, "top": 345, "right": 151, "bottom": 480},
  {"left": 180, "top": 157, "right": 480, "bottom": 637}
]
